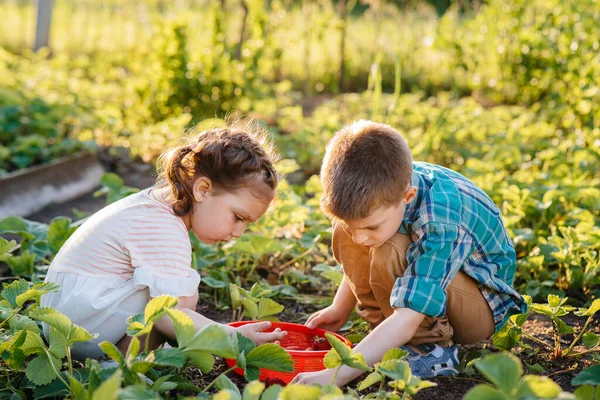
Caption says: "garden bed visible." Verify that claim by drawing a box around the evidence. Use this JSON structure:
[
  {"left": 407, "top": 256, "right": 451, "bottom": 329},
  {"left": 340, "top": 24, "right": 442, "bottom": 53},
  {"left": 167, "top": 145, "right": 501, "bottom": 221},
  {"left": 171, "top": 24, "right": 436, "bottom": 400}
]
[
  {"left": 0, "top": 152, "right": 104, "bottom": 220},
  {"left": 183, "top": 302, "right": 599, "bottom": 398}
]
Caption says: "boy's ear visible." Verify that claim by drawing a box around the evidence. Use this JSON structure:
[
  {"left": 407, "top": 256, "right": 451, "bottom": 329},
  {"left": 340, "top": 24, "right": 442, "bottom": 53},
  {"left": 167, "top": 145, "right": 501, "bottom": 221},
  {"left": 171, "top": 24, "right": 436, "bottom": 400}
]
[
  {"left": 192, "top": 177, "right": 212, "bottom": 202},
  {"left": 404, "top": 186, "right": 417, "bottom": 204}
]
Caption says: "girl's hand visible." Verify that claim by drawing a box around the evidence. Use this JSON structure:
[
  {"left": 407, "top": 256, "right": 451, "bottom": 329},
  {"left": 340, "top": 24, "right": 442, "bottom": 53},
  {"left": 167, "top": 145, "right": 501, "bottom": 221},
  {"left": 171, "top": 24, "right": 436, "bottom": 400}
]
[
  {"left": 236, "top": 321, "right": 287, "bottom": 345},
  {"left": 305, "top": 304, "right": 348, "bottom": 332}
]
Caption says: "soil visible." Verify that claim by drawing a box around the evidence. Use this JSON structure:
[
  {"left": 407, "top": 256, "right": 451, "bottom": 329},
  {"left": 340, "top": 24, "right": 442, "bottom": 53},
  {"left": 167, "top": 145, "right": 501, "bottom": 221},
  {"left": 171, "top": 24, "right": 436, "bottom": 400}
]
[{"left": 14, "top": 147, "right": 600, "bottom": 399}]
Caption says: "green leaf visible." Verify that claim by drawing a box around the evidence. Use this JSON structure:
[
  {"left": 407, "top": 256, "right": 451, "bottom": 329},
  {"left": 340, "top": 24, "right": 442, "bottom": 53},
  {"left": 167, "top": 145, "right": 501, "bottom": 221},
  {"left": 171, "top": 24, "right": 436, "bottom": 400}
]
[
  {"left": 376, "top": 359, "right": 411, "bottom": 381},
  {"left": 69, "top": 324, "right": 97, "bottom": 344},
  {"left": 100, "top": 173, "right": 124, "bottom": 191},
  {"left": 530, "top": 304, "right": 553, "bottom": 318},
  {"left": 145, "top": 348, "right": 185, "bottom": 368},
  {"left": 572, "top": 366, "right": 600, "bottom": 386},
  {"left": 1, "top": 279, "right": 29, "bottom": 307},
  {"left": 583, "top": 332, "right": 599, "bottom": 349},
  {"left": 493, "top": 324, "right": 522, "bottom": 351},
  {"left": 237, "top": 350, "right": 247, "bottom": 371},
  {"left": 6, "top": 252, "right": 35, "bottom": 276},
  {"left": 573, "top": 385, "right": 595, "bottom": 400},
  {"left": 0, "top": 217, "right": 46, "bottom": 241},
  {"left": 257, "top": 298, "right": 284, "bottom": 319},
  {"left": 279, "top": 385, "right": 322, "bottom": 400},
  {"left": 126, "top": 313, "right": 147, "bottom": 336},
  {"left": 29, "top": 307, "right": 72, "bottom": 338},
  {"left": 99, "top": 341, "right": 125, "bottom": 364},
  {"left": 0, "top": 329, "right": 27, "bottom": 353},
  {"left": 0, "top": 237, "right": 17, "bottom": 255},
  {"left": 474, "top": 353, "right": 522, "bottom": 394},
  {"left": 165, "top": 309, "right": 195, "bottom": 348},
  {"left": 323, "top": 348, "right": 341, "bottom": 369},
  {"left": 92, "top": 369, "right": 122, "bottom": 400},
  {"left": 213, "top": 389, "right": 241, "bottom": 400},
  {"left": 244, "top": 366, "right": 260, "bottom": 382},
  {"left": 202, "top": 277, "right": 229, "bottom": 288},
  {"left": 358, "top": 371, "right": 383, "bottom": 390},
  {"left": 69, "top": 376, "right": 89, "bottom": 400},
  {"left": 184, "top": 350, "right": 215, "bottom": 373},
  {"left": 230, "top": 284, "right": 242, "bottom": 309},
  {"left": 246, "top": 343, "right": 294, "bottom": 372},
  {"left": 15, "top": 282, "right": 61, "bottom": 306},
  {"left": 116, "top": 385, "right": 162, "bottom": 400},
  {"left": 151, "top": 375, "right": 177, "bottom": 393},
  {"left": 26, "top": 352, "right": 62, "bottom": 385},
  {"left": 464, "top": 385, "right": 506, "bottom": 400},
  {"left": 554, "top": 317, "right": 574, "bottom": 335},
  {"left": 241, "top": 299, "right": 259, "bottom": 320},
  {"left": 235, "top": 332, "right": 256, "bottom": 358},
  {"left": 548, "top": 294, "right": 562, "bottom": 308},
  {"left": 215, "top": 374, "right": 241, "bottom": 398},
  {"left": 184, "top": 324, "right": 235, "bottom": 358},
  {"left": 382, "top": 348, "right": 408, "bottom": 362},
  {"left": 242, "top": 380, "right": 265, "bottom": 400},
  {"left": 47, "top": 217, "right": 76, "bottom": 253},
  {"left": 48, "top": 327, "right": 68, "bottom": 359},
  {"left": 144, "top": 295, "right": 179, "bottom": 323},
  {"left": 575, "top": 299, "right": 600, "bottom": 317},
  {"left": 127, "top": 336, "right": 140, "bottom": 361},
  {"left": 515, "top": 375, "right": 562, "bottom": 399},
  {"left": 325, "top": 333, "right": 370, "bottom": 371},
  {"left": 20, "top": 330, "right": 46, "bottom": 355},
  {"left": 320, "top": 270, "right": 343, "bottom": 286},
  {"left": 260, "top": 385, "right": 283, "bottom": 400}
]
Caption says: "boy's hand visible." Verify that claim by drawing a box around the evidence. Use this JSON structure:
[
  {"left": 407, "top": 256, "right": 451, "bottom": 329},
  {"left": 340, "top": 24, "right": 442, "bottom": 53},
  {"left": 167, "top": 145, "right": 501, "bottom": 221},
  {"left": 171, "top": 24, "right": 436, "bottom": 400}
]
[
  {"left": 291, "top": 368, "right": 343, "bottom": 386},
  {"left": 305, "top": 304, "right": 349, "bottom": 332},
  {"left": 236, "top": 321, "right": 287, "bottom": 345}
]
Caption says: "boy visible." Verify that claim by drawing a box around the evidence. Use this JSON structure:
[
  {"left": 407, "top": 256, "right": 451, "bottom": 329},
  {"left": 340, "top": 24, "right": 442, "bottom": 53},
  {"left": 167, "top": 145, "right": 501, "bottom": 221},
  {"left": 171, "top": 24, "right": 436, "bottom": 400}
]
[{"left": 291, "top": 120, "right": 527, "bottom": 387}]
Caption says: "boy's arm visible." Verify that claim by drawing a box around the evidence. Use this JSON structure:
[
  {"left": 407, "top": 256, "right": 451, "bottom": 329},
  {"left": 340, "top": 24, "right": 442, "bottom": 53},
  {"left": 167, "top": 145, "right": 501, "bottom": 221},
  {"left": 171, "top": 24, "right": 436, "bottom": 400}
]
[
  {"left": 293, "top": 307, "right": 425, "bottom": 386},
  {"left": 335, "top": 307, "right": 425, "bottom": 384},
  {"left": 334, "top": 276, "right": 357, "bottom": 313}
]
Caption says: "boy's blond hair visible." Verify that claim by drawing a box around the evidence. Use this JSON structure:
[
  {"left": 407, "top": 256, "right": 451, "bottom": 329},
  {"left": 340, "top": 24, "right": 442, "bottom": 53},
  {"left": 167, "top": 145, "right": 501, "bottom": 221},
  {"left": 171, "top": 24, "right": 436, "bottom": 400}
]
[{"left": 320, "top": 120, "right": 413, "bottom": 221}]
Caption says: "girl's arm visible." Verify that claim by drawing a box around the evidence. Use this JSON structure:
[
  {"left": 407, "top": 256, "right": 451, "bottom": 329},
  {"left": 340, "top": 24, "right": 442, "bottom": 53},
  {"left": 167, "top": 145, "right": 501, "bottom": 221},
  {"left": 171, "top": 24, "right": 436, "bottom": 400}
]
[{"left": 153, "top": 294, "right": 287, "bottom": 345}]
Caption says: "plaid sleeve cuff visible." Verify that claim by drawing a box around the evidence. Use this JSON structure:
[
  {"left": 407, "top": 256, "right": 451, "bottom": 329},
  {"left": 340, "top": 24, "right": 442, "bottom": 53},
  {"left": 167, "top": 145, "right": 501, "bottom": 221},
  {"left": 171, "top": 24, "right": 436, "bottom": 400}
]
[{"left": 389, "top": 275, "right": 447, "bottom": 318}]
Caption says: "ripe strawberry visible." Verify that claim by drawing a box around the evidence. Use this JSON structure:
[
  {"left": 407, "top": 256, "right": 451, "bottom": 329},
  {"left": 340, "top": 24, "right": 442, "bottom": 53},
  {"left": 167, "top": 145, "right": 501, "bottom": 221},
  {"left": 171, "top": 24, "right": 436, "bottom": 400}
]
[
  {"left": 311, "top": 336, "right": 330, "bottom": 351},
  {"left": 305, "top": 346, "right": 316, "bottom": 351},
  {"left": 285, "top": 346, "right": 302, "bottom": 351},
  {"left": 264, "top": 377, "right": 287, "bottom": 387}
]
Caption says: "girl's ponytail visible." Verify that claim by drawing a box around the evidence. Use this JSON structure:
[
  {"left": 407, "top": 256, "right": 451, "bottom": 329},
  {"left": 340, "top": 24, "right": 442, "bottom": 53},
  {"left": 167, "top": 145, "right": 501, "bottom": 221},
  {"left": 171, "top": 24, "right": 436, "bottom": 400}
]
[{"left": 159, "top": 145, "right": 196, "bottom": 216}]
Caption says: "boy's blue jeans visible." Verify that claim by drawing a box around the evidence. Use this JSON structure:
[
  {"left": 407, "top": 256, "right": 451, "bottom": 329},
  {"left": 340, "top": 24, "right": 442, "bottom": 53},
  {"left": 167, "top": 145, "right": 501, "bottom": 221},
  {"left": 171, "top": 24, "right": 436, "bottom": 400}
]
[{"left": 332, "top": 224, "right": 495, "bottom": 346}]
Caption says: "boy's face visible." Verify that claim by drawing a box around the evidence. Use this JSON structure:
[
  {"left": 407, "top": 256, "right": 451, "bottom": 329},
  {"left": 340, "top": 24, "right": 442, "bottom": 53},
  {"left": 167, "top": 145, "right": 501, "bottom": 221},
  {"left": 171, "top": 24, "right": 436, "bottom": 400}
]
[{"left": 341, "top": 187, "right": 417, "bottom": 249}]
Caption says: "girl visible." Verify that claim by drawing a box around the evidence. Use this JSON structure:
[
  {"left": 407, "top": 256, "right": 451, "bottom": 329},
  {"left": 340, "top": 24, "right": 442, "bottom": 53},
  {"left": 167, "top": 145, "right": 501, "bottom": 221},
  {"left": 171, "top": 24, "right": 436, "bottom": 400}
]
[{"left": 41, "top": 121, "right": 287, "bottom": 360}]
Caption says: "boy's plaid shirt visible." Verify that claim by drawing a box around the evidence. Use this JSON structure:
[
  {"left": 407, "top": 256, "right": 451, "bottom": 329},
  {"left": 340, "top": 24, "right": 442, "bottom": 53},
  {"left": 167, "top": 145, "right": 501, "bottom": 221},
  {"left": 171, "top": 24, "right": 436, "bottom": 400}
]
[{"left": 390, "top": 162, "right": 528, "bottom": 332}]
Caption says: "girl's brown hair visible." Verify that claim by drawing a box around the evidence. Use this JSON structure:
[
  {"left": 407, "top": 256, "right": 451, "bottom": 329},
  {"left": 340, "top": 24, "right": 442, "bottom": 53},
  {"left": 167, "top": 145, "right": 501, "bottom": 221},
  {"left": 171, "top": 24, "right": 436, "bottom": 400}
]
[{"left": 156, "top": 120, "right": 279, "bottom": 216}]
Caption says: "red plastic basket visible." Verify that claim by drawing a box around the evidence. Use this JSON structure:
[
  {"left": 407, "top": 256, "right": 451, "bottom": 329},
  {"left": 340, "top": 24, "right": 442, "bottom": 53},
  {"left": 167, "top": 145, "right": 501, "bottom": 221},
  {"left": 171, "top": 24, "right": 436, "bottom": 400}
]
[{"left": 225, "top": 321, "right": 353, "bottom": 384}]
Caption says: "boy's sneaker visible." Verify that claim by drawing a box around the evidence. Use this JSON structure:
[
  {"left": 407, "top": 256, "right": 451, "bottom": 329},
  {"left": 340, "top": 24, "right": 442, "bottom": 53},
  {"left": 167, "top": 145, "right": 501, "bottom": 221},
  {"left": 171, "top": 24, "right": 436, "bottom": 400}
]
[{"left": 400, "top": 343, "right": 459, "bottom": 379}]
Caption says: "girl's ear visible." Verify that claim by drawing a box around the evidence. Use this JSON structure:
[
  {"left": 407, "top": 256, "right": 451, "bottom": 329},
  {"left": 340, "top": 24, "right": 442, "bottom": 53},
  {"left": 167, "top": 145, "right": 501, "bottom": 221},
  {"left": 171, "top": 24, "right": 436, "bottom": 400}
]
[{"left": 192, "top": 177, "right": 212, "bottom": 202}]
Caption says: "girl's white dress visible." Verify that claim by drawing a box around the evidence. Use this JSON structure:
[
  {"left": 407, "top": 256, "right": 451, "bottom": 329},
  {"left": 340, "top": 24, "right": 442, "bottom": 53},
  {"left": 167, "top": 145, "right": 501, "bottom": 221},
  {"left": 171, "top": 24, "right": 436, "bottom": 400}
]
[{"left": 41, "top": 188, "right": 201, "bottom": 359}]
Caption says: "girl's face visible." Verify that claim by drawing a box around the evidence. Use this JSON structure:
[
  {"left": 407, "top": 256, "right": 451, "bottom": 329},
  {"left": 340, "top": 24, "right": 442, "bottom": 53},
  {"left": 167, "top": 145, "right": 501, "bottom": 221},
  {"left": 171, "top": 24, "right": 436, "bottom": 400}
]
[{"left": 184, "top": 178, "right": 275, "bottom": 244}]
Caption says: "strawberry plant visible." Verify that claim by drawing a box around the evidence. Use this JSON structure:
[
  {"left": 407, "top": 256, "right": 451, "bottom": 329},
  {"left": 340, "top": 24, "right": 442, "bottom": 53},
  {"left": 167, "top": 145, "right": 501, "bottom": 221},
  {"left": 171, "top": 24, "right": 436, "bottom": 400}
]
[
  {"left": 229, "top": 283, "right": 284, "bottom": 322},
  {"left": 464, "top": 352, "right": 569, "bottom": 400}
]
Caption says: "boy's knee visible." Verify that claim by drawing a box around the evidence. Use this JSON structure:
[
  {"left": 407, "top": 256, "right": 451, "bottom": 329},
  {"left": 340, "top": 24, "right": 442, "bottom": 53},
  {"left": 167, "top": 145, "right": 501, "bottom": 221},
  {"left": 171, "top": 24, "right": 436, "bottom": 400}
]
[{"left": 178, "top": 291, "right": 199, "bottom": 310}]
